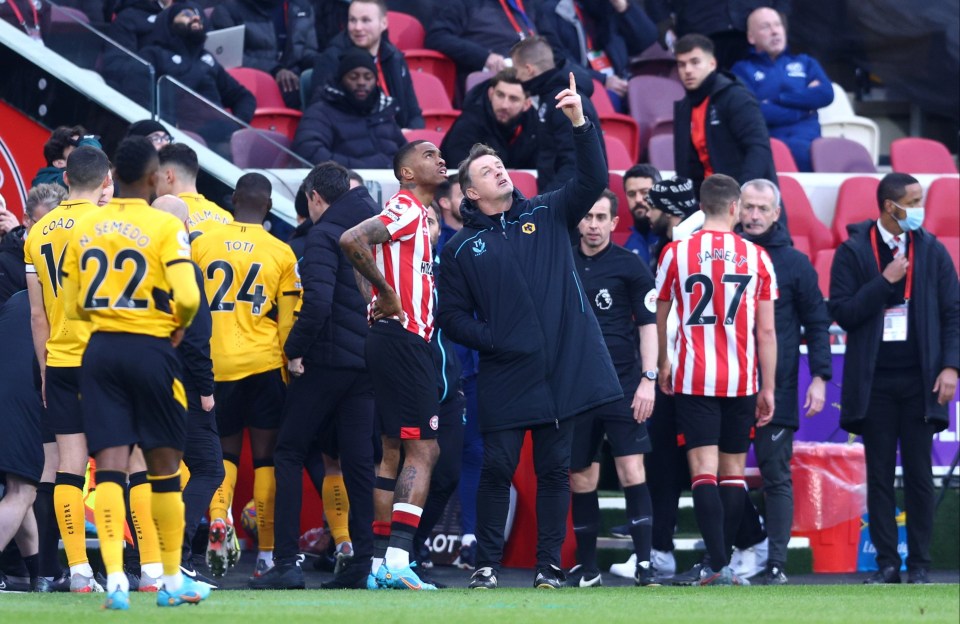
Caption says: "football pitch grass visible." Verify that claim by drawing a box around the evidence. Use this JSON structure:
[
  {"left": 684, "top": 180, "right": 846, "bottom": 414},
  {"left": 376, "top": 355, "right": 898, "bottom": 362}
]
[{"left": 2, "top": 585, "right": 958, "bottom": 624}]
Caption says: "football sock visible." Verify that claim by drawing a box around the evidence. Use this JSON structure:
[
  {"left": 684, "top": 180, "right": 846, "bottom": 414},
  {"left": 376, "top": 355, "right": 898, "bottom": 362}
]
[
  {"left": 94, "top": 471, "right": 127, "bottom": 578},
  {"left": 129, "top": 471, "right": 162, "bottom": 569},
  {"left": 54, "top": 472, "right": 89, "bottom": 570},
  {"left": 386, "top": 503, "right": 422, "bottom": 570},
  {"left": 34, "top": 481, "right": 62, "bottom": 576},
  {"left": 571, "top": 490, "right": 600, "bottom": 574},
  {"left": 253, "top": 461, "right": 276, "bottom": 552},
  {"left": 210, "top": 455, "right": 238, "bottom": 521},
  {"left": 719, "top": 475, "right": 747, "bottom": 565},
  {"left": 147, "top": 471, "right": 185, "bottom": 583},
  {"left": 372, "top": 521, "right": 390, "bottom": 572},
  {"left": 624, "top": 482, "right": 654, "bottom": 564},
  {"left": 322, "top": 474, "right": 351, "bottom": 546},
  {"left": 691, "top": 474, "right": 728, "bottom": 568},
  {"left": 23, "top": 553, "right": 39, "bottom": 582}
]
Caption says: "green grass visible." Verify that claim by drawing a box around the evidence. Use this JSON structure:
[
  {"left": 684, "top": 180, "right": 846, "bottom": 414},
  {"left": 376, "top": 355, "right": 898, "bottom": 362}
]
[{"left": 3, "top": 585, "right": 958, "bottom": 624}]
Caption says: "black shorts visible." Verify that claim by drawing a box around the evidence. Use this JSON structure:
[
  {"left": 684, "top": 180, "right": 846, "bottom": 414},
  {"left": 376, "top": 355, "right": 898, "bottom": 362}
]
[
  {"left": 80, "top": 332, "right": 188, "bottom": 455},
  {"left": 570, "top": 394, "right": 652, "bottom": 471},
  {"left": 674, "top": 393, "right": 756, "bottom": 453},
  {"left": 365, "top": 319, "right": 439, "bottom": 440},
  {"left": 214, "top": 368, "right": 286, "bottom": 437},
  {"left": 45, "top": 366, "right": 84, "bottom": 436}
]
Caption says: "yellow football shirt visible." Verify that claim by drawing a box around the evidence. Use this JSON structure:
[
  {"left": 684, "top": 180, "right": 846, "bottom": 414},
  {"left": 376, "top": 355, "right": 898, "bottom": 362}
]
[
  {"left": 23, "top": 200, "right": 96, "bottom": 367},
  {"left": 180, "top": 193, "right": 233, "bottom": 235},
  {"left": 61, "top": 198, "right": 199, "bottom": 338},
  {"left": 192, "top": 221, "right": 300, "bottom": 381}
]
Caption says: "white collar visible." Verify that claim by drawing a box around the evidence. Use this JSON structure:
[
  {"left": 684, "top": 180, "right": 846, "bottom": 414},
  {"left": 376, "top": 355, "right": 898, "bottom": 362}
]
[{"left": 876, "top": 219, "right": 904, "bottom": 249}]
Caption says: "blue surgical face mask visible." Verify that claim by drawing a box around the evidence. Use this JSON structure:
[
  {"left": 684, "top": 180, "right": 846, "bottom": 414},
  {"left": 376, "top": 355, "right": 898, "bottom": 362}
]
[{"left": 892, "top": 202, "right": 924, "bottom": 232}]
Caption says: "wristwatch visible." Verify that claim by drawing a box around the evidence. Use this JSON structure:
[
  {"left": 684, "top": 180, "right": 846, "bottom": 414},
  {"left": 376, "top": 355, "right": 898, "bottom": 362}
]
[{"left": 642, "top": 370, "right": 657, "bottom": 382}]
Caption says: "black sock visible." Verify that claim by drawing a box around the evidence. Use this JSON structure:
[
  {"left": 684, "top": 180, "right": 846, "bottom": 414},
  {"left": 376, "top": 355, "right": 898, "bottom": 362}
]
[
  {"left": 33, "top": 482, "right": 61, "bottom": 577},
  {"left": 624, "top": 483, "right": 653, "bottom": 564},
  {"left": 571, "top": 491, "right": 600, "bottom": 575},
  {"left": 691, "top": 474, "right": 728, "bottom": 568},
  {"left": 734, "top": 493, "right": 766, "bottom": 550},
  {"left": 718, "top": 476, "right": 747, "bottom": 566},
  {"left": 23, "top": 553, "right": 40, "bottom": 581}
]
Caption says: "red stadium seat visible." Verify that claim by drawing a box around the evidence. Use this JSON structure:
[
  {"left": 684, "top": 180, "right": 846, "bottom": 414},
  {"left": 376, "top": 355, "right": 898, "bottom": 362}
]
[
  {"left": 421, "top": 110, "right": 461, "bottom": 133},
  {"left": 647, "top": 134, "right": 674, "bottom": 171},
  {"left": 404, "top": 50, "right": 456, "bottom": 105},
  {"left": 890, "top": 137, "right": 958, "bottom": 174},
  {"left": 227, "top": 67, "right": 286, "bottom": 108},
  {"left": 386, "top": 11, "right": 425, "bottom": 51},
  {"left": 465, "top": 70, "right": 493, "bottom": 94},
  {"left": 779, "top": 175, "right": 833, "bottom": 260},
  {"left": 612, "top": 231, "right": 631, "bottom": 247},
  {"left": 410, "top": 65, "right": 454, "bottom": 109},
  {"left": 508, "top": 170, "right": 538, "bottom": 197},
  {"left": 600, "top": 114, "right": 640, "bottom": 163},
  {"left": 811, "top": 137, "right": 877, "bottom": 173},
  {"left": 924, "top": 177, "right": 960, "bottom": 237},
  {"left": 605, "top": 136, "right": 634, "bottom": 171},
  {"left": 402, "top": 128, "right": 446, "bottom": 145},
  {"left": 608, "top": 172, "right": 630, "bottom": 233},
  {"left": 770, "top": 137, "right": 799, "bottom": 173},
  {"left": 940, "top": 237, "right": 960, "bottom": 275},
  {"left": 814, "top": 248, "right": 836, "bottom": 299},
  {"left": 627, "top": 76, "right": 683, "bottom": 159},
  {"left": 591, "top": 80, "right": 615, "bottom": 115},
  {"left": 249, "top": 107, "right": 302, "bottom": 141},
  {"left": 791, "top": 235, "right": 812, "bottom": 260},
  {"left": 628, "top": 43, "right": 679, "bottom": 79},
  {"left": 831, "top": 176, "right": 880, "bottom": 245}
]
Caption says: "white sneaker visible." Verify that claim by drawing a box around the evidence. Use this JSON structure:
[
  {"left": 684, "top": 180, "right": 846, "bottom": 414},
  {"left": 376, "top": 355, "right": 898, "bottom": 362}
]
[
  {"left": 608, "top": 553, "right": 637, "bottom": 579},
  {"left": 730, "top": 538, "right": 768, "bottom": 579},
  {"left": 651, "top": 549, "right": 676, "bottom": 577}
]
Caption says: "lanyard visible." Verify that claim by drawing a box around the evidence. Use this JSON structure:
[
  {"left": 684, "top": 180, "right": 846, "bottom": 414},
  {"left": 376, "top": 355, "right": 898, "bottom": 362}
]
[
  {"left": 497, "top": 0, "right": 534, "bottom": 38},
  {"left": 871, "top": 225, "right": 913, "bottom": 301},
  {"left": 8, "top": 0, "right": 40, "bottom": 37},
  {"left": 571, "top": 2, "right": 595, "bottom": 51},
  {"left": 375, "top": 52, "right": 390, "bottom": 97}
]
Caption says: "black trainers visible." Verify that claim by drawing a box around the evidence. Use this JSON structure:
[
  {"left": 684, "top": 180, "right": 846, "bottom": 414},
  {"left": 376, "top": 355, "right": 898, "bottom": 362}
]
[
  {"left": 468, "top": 567, "right": 498, "bottom": 589},
  {"left": 635, "top": 562, "right": 661, "bottom": 587},
  {"left": 671, "top": 563, "right": 706, "bottom": 586},
  {"left": 565, "top": 564, "right": 602, "bottom": 587},
  {"left": 181, "top": 559, "right": 220, "bottom": 590},
  {"left": 46, "top": 570, "right": 71, "bottom": 593},
  {"left": 321, "top": 556, "right": 370, "bottom": 589},
  {"left": 534, "top": 564, "right": 565, "bottom": 589},
  {"left": 248, "top": 561, "right": 305, "bottom": 590},
  {"left": 0, "top": 572, "right": 30, "bottom": 592},
  {"left": 762, "top": 564, "right": 788, "bottom": 586}
]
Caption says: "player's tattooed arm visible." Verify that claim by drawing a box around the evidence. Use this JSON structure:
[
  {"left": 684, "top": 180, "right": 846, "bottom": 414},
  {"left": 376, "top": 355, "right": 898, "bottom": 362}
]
[
  {"left": 340, "top": 217, "right": 404, "bottom": 321},
  {"left": 353, "top": 269, "right": 373, "bottom": 304}
]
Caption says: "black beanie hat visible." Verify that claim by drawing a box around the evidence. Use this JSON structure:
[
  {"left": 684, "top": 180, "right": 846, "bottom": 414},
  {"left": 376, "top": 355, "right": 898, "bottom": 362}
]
[
  {"left": 649, "top": 176, "right": 698, "bottom": 219},
  {"left": 127, "top": 119, "right": 168, "bottom": 138},
  {"left": 337, "top": 48, "right": 377, "bottom": 81}
]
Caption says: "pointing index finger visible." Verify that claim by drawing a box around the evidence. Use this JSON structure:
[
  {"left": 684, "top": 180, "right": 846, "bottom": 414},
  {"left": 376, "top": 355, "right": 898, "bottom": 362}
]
[{"left": 569, "top": 71, "right": 576, "bottom": 93}]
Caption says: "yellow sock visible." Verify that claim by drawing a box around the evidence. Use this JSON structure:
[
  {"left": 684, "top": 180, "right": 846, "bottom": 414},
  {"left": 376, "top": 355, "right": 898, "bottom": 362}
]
[
  {"left": 93, "top": 472, "right": 127, "bottom": 576},
  {"left": 253, "top": 465, "right": 275, "bottom": 552},
  {"left": 129, "top": 473, "right": 162, "bottom": 567},
  {"left": 54, "top": 472, "right": 89, "bottom": 568},
  {"left": 209, "top": 458, "right": 238, "bottom": 521},
  {"left": 147, "top": 471, "right": 185, "bottom": 577},
  {"left": 179, "top": 460, "right": 191, "bottom": 490},
  {"left": 322, "top": 474, "right": 352, "bottom": 545}
]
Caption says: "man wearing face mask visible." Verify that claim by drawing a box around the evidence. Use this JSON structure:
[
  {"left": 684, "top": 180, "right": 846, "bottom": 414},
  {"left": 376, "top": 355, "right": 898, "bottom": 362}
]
[
  {"left": 621, "top": 164, "right": 661, "bottom": 266},
  {"left": 292, "top": 48, "right": 407, "bottom": 168},
  {"left": 828, "top": 172, "right": 959, "bottom": 585}
]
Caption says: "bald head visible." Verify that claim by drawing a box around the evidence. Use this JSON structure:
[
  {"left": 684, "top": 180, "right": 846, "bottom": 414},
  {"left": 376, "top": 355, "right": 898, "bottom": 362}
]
[{"left": 152, "top": 194, "right": 190, "bottom": 226}]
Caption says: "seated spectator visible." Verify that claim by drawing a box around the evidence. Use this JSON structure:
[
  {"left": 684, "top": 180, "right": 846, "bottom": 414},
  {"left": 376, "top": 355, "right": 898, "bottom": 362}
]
[
  {"left": 293, "top": 49, "right": 407, "bottom": 168},
  {"left": 440, "top": 68, "right": 537, "bottom": 170},
  {"left": 107, "top": 0, "right": 175, "bottom": 52},
  {"left": 31, "top": 126, "right": 101, "bottom": 189},
  {"left": 427, "top": 0, "right": 541, "bottom": 77},
  {"left": 537, "top": 0, "right": 656, "bottom": 110},
  {"left": 310, "top": 0, "right": 423, "bottom": 128},
  {"left": 732, "top": 8, "right": 833, "bottom": 172},
  {"left": 210, "top": 0, "right": 320, "bottom": 109},
  {"left": 57, "top": 0, "right": 110, "bottom": 25},
  {"left": 0, "top": 184, "right": 64, "bottom": 306},
  {"left": 510, "top": 36, "right": 603, "bottom": 192},
  {"left": 0, "top": 0, "right": 50, "bottom": 41},
  {"left": 620, "top": 163, "right": 661, "bottom": 264},
  {"left": 125, "top": 119, "right": 174, "bottom": 150}
]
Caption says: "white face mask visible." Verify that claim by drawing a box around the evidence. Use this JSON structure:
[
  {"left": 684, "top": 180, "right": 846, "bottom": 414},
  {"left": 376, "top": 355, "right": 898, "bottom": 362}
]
[{"left": 892, "top": 202, "right": 925, "bottom": 232}]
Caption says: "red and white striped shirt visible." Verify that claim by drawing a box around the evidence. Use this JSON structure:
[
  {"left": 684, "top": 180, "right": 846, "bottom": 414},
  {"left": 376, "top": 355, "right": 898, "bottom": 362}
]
[
  {"left": 372, "top": 190, "right": 435, "bottom": 341},
  {"left": 655, "top": 229, "right": 777, "bottom": 397}
]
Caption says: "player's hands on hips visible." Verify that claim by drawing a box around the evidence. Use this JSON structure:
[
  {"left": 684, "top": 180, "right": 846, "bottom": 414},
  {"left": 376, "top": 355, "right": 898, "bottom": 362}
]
[
  {"left": 555, "top": 72, "right": 586, "bottom": 127},
  {"left": 170, "top": 327, "right": 185, "bottom": 348},
  {"left": 756, "top": 388, "right": 775, "bottom": 426},
  {"left": 933, "top": 367, "right": 958, "bottom": 405},
  {"left": 632, "top": 379, "right": 655, "bottom": 423},
  {"left": 372, "top": 288, "right": 405, "bottom": 323},
  {"left": 288, "top": 356, "right": 305, "bottom": 378},
  {"left": 658, "top": 361, "right": 673, "bottom": 396},
  {"left": 200, "top": 394, "right": 215, "bottom": 412}
]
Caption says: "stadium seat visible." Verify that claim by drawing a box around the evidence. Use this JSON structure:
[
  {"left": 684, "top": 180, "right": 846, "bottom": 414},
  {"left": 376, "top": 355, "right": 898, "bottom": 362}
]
[
  {"left": 791, "top": 235, "right": 812, "bottom": 260},
  {"left": 386, "top": 11, "right": 425, "bottom": 51},
  {"left": 770, "top": 137, "right": 799, "bottom": 173},
  {"left": 404, "top": 50, "right": 456, "bottom": 105},
  {"left": 890, "top": 138, "right": 958, "bottom": 174},
  {"left": 940, "top": 236, "right": 960, "bottom": 274},
  {"left": 228, "top": 67, "right": 287, "bottom": 108},
  {"left": 508, "top": 170, "right": 538, "bottom": 198},
  {"left": 421, "top": 110, "right": 461, "bottom": 133},
  {"left": 591, "top": 80, "right": 616, "bottom": 115},
  {"left": 608, "top": 172, "right": 630, "bottom": 233},
  {"left": 249, "top": 108, "right": 302, "bottom": 141},
  {"left": 600, "top": 114, "right": 640, "bottom": 163},
  {"left": 818, "top": 83, "right": 880, "bottom": 164},
  {"left": 924, "top": 177, "right": 960, "bottom": 238},
  {"left": 779, "top": 175, "right": 833, "bottom": 260},
  {"left": 401, "top": 128, "right": 446, "bottom": 145},
  {"left": 230, "top": 129, "right": 295, "bottom": 168},
  {"left": 627, "top": 76, "right": 683, "bottom": 158},
  {"left": 831, "top": 176, "right": 880, "bottom": 245},
  {"left": 612, "top": 231, "right": 631, "bottom": 247},
  {"left": 180, "top": 130, "right": 207, "bottom": 146},
  {"left": 628, "top": 43, "right": 679, "bottom": 79},
  {"left": 410, "top": 65, "right": 454, "bottom": 109},
  {"left": 647, "top": 134, "right": 674, "bottom": 171},
  {"left": 465, "top": 70, "right": 493, "bottom": 94},
  {"left": 813, "top": 248, "right": 836, "bottom": 299},
  {"left": 605, "top": 136, "right": 634, "bottom": 171},
  {"left": 810, "top": 137, "right": 877, "bottom": 173}
]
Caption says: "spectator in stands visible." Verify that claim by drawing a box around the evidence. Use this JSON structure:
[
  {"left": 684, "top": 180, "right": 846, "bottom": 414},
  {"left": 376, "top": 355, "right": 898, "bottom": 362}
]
[
  {"left": 440, "top": 69, "right": 537, "bottom": 171},
  {"left": 0, "top": 185, "right": 64, "bottom": 307},
  {"left": 735, "top": 178, "right": 831, "bottom": 585},
  {"left": 731, "top": 8, "right": 833, "bottom": 172},
  {"left": 310, "top": 0, "right": 423, "bottom": 128},
  {"left": 211, "top": 0, "right": 320, "bottom": 109},
  {"left": 621, "top": 164, "right": 661, "bottom": 265},
  {"left": 108, "top": 0, "right": 175, "bottom": 51},
  {"left": 137, "top": 3, "right": 256, "bottom": 149},
  {"left": 673, "top": 35, "right": 778, "bottom": 201},
  {"left": 647, "top": 0, "right": 790, "bottom": 69},
  {"left": 510, "top": 36, "right": 604, "bottom": 192},
  {"left": 293, "top": 49, "right": 407, "bottom": 168},
  {"left": 646, "top": 176, "right": 697, "bottom": 259},
  {"left": 31, "top": 127, "right": 101, "bottom": 189},
  {"left": 125, "top": 119, "right": 174, "bottom": 150},
  {"left": 829, "top": 173, "right": 959, "bottom": 585},
  {"left": 0, "top": 0, "right": 50, "bottom": 41},
  {"left": 537, "top": 0, "right": 656, "bottom": 110},
  {"left": 427, "top": 0, "right": 541, "bottom": 78},
  {"left": 434, "top": 174, "right": 464, "bottom": 253}
]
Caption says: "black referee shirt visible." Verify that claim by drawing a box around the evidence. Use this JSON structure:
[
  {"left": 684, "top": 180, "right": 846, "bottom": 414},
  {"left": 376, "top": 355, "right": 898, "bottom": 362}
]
[{"left": 574, "top": 242, "right": 657, "bottom": 388}]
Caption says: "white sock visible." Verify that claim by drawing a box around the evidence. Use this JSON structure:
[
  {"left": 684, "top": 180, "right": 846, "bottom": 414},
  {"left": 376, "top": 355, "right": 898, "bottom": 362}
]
[
  {"left": 106, "top": 571, "right": 129, "bottom": 593},
  {"left": 141, "top": 562, "right": 163, "bottom": 579},
  {"left": 163, "top": 571, "right": 183, "bottom": 592},
  {"left": 257, "top": 551, "right": 274, "bottom": 566},
  {"left": 371, "top": 557, "right": 384, "bottom": 574},
  {"left": 385, "top": 546, "right": 409, "bottom": 570},
  {"left": 461, "top": 534, "right": 476, "bottom": 548},
  {"left": 70, "top": 562, "right": 95, "bottom": 577}
]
